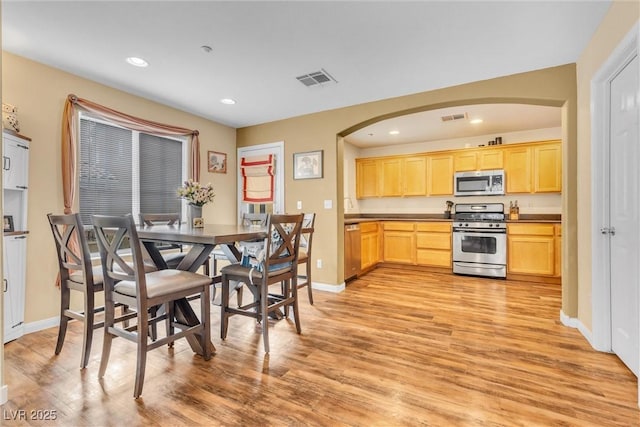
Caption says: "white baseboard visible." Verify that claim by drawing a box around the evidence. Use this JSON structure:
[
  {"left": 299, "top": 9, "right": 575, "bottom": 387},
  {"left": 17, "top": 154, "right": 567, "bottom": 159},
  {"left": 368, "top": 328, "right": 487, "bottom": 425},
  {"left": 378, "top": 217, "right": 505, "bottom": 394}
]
[
  {"left": 1, "top": 384, "right": 7, "bottom": 405},
  {"left": 23, "top": 316, "right": 59, "bottom": 335},
  {"left": 311, "top": 281, "right": 345, "bottom": 293},
  {"left": 560, "top": 310, "right": 596, "bottom": 349}
]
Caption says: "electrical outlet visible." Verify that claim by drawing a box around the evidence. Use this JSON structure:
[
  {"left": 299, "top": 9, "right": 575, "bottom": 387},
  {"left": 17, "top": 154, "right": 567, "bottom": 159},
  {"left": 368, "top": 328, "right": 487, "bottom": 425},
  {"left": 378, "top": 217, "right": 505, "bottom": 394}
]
[
  {"left": 316, "top": 259, "right": 322, "bottom": 269},
  {"left": 297, "top": 200, "right": 302, "bottom": 210}
]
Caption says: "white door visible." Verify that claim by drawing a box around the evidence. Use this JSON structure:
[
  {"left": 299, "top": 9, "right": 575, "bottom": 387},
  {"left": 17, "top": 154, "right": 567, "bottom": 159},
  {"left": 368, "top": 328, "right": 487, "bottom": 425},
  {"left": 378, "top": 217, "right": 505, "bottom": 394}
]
[
  {"left": 609, "top": 53, "right": 639, "bottom": 376},
  {"left": 237, "top": 141, "right": 284, "bottom": 221}
]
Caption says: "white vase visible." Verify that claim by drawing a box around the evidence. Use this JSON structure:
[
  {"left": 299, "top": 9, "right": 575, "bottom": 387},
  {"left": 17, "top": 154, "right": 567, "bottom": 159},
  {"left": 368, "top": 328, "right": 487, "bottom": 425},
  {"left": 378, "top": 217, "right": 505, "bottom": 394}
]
[{"left": 188, "top": 204, "right": 203, "bottom": 227}]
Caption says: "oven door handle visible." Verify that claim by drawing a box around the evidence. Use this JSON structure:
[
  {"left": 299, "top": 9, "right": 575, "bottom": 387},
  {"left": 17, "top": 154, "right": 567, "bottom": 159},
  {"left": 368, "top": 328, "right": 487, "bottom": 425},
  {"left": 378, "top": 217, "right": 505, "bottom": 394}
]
[{"left": 453, "top": 229, "right": 506, "bottom": 234}]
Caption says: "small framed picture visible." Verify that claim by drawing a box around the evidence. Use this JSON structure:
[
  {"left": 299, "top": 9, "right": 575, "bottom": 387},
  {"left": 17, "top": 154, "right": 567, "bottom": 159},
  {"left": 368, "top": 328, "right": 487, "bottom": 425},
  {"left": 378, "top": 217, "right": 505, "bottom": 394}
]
[
  {"left": 208, "top": 151, "right": 227, "bottom": 174},
  {"left": 3, "top": 215, "right": 14, "bottom": 232},
  {"left": 193, "top": 217, "right": 204, "bottom": 228},
  {"left": 293, "top": 150, "right": 323, "bottom": 180}
]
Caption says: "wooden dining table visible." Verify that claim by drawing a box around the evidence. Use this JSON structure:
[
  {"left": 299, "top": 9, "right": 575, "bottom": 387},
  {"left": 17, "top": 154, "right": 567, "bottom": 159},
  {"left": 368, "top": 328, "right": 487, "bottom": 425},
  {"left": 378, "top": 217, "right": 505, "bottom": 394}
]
[{"left": 137, "top": 223, "right": 268, "bottom": 355}]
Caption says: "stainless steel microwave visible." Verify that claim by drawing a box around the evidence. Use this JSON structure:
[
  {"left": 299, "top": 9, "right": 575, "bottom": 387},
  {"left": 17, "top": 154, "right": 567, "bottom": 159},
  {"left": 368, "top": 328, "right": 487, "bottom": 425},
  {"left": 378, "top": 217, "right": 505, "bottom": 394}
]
[{"left": 454, "top": 170, "right": 505, "bottom": 196}]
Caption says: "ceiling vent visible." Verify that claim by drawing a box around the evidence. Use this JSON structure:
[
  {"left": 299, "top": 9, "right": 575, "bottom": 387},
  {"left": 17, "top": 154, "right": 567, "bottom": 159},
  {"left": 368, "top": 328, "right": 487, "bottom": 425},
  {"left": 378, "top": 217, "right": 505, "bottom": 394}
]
[
  {"left": 296, "top": 68, "right": 337, "bottom": 87},
  {"left": 441, "top": 113, "right": 468, "bottom": 122}
]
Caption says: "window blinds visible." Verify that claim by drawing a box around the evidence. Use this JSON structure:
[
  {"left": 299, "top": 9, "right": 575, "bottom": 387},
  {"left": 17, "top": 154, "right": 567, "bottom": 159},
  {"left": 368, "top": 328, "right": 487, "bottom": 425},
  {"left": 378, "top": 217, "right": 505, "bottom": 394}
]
[
  {"left": 79, "top": 118, "right": 183, "bottom": 226},
  {"left": 241, "top": 154, "right": 275, "bottom": 202}
]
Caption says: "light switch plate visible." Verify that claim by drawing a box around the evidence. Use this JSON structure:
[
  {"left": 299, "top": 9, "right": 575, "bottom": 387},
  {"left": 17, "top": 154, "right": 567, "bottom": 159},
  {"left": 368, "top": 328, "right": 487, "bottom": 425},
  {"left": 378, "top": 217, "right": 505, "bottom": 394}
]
[
  {"left": 323, "top": 199, "right": 332, "bottom": 209},
  {"left": 297, "top": 200, "right": 302, "bottom": 210}
]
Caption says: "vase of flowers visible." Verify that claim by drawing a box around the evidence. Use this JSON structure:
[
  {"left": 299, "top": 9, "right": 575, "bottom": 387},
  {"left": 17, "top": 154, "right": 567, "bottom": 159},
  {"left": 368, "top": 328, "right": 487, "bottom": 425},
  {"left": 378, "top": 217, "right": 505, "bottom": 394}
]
[{"left": 177, "top": 180, "right": 215, "bottom": 227}]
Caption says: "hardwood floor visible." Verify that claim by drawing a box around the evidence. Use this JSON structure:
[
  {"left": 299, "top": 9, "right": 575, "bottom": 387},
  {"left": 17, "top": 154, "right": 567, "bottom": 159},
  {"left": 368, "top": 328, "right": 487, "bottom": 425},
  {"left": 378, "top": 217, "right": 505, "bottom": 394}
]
[{"left": 3, "top": 267, "right": 639, "bottom": 426}]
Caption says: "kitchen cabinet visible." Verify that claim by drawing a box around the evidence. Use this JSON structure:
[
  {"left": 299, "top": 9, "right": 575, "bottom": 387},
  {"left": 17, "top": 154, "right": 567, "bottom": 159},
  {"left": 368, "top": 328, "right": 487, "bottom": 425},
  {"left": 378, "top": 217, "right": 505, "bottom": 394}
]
[
  {"left": 380, "top": 158, "right": 402, "bottom": 197},
  {"left": 360, "top": 222, "right": 381, "bottom": 271},
  {"left": 507, "top": 223, "right": 556, "bottom": 278},
  {"left": 453, "top": 148, "right": 503, "bottom": 172},
  {"left": 427, "top": 153, "right": 453, "bottom": 195},
  {"left": 3, "top": 132, "right": 29, "bottom": 190},
  {"left": 3, "top": 130, "right": 30, "bottom": 343},
  {"left": 4, "top": 235, "right": 27, "bottom": 343},
  {"left": 534, "top": 142, "right": 562, "bottom": 192},
  {"left": 355, "top": 140, "right": 560, "bottom": 199},
  {"left": 382, "top": 222, "right": 415, "bottom": 264},
  {"left": 504, "top": 140, "right": 561, "bottom": 194},
  {"left": 415, "top": 222, "right": 451, "bottom": 268},
  {"left": 403, "top": 155, "right": 427, "bottom": 196},
  {"left": 356, "top": 158, "right": 379, "bottom": 199},
  {"left": 504, "top": 145, "right": 532, "bottom": 193}
]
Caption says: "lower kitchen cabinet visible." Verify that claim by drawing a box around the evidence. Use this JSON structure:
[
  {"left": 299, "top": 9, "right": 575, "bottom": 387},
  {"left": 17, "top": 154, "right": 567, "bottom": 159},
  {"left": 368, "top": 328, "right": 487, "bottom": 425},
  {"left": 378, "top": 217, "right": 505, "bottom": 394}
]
[
  {"left": 416, "top": 222, "right": 451, "bottom": 268},
  {"left": 360, "top": 222, "right": 381, "bottom": 271},
  {"left": 507, "top": 223, "right": 557, "bottom": 278},
  {"left": 383, "top": 222, "right": 415, "bottom": 264},
  {"left": 4, "top": 234, "right": 26, "bottom": 343}
]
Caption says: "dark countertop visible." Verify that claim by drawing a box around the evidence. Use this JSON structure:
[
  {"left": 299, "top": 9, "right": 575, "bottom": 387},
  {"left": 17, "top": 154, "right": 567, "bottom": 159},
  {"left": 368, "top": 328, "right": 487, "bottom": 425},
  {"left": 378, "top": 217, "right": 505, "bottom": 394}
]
[{"left": 344, "top": 213, "right": 561, "bottom": 224}]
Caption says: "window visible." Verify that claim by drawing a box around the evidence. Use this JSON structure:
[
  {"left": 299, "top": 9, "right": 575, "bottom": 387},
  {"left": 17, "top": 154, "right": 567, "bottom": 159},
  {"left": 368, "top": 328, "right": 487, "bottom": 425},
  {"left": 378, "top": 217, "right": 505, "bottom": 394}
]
[{"left": 78, "top": 115, "right": 186, "bottom": 228}]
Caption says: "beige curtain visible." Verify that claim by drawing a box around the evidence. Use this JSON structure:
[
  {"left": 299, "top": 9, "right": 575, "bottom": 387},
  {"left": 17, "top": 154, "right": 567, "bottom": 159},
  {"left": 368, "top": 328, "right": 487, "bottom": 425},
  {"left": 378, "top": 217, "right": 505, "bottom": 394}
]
[
  {"left": 57, "top": 94, "right": 200, "bottom": 287},
  {"left": 61, "top": 94, "right": 201, "bottom": 214},
  {"left": 240, "top": 154, "right": 275, "bottom": 202}
]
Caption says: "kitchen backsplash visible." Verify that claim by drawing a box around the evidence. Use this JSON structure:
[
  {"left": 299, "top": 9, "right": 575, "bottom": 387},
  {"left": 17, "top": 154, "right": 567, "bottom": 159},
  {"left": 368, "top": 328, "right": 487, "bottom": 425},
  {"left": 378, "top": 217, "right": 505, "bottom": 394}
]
[{"left": 346, "top": 194, "right": 562, "bottom": 215}]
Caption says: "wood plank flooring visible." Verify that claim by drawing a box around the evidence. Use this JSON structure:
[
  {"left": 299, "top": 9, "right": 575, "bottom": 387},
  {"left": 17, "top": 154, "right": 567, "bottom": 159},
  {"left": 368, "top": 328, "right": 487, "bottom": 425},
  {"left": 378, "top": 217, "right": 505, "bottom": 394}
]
[{"left": 3, "top": 268, "right": 639, "bottom": 426}]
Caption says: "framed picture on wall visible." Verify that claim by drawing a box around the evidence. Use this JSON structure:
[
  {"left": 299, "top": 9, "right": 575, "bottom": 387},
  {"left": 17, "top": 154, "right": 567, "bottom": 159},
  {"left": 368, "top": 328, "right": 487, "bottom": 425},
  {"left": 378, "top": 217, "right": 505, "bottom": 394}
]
[
  {"left": 293, "top": 150, "right": 323, "bottom": 180},
  {"left": 3, "top": 215, "right": 14, "bottom": 232},
  {"left": 207, "top": 151, "right": 227, "bottom": 173}
]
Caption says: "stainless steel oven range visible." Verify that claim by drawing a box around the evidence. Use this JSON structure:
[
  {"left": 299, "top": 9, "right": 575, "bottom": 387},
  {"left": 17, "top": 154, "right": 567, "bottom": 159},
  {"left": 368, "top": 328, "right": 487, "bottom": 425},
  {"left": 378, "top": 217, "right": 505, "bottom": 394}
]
[{"left": 452, "top": 203, "right": 506, "bottom": 278}]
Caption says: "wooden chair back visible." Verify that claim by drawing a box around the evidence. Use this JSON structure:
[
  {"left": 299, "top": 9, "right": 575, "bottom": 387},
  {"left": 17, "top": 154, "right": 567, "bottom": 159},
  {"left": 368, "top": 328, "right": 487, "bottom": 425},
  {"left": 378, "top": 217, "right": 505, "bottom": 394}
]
[
  {"left": 47, "top": 213, "right": 96, "bottom": 290},
  {"left": 139, "top": 212, "right": 181, "bottom": 227}
]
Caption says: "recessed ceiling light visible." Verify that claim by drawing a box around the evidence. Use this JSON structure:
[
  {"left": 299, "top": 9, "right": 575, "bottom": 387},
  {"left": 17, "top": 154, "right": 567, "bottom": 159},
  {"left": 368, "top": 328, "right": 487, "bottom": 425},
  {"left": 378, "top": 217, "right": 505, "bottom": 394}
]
[
  {"left": 389, "top": 130, "right": 400, "bottom": 135},
  {"left": 470, "top": 118, "right": 483, "bottom": 124},
  {"left": 220, "top": 98, "right": 236, "bottom": 105},
  {"left": 126, "top": 57, "right": 148, "bottom": 67}
]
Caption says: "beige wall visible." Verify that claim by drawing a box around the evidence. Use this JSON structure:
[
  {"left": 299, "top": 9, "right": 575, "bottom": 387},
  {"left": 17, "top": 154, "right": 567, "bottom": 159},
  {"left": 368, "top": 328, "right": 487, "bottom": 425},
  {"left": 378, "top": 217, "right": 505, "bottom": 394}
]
[
  {"left": 576, "top": 2, "right": 640, "bottom": 330},
  {"left": 1, "top": 52, "right": 237, "bottom": 324},
  {"left": 237, "top": 65, "right": 579, "bottom": 312}
]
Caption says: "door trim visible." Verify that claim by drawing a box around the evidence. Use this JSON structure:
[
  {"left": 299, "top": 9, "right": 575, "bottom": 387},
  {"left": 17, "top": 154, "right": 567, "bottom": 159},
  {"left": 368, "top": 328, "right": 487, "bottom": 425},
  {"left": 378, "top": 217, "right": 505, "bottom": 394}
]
[{"left": 591, "top": 22, "right": 639, "bottom": 353}]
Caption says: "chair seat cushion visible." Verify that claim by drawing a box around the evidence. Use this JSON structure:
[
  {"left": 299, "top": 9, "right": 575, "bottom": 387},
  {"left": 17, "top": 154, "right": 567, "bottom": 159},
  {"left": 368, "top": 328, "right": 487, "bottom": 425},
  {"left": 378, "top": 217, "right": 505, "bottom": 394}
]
[
  {"left": 114, "top": 270, "right": 212, "bottom": 299},
  {"left": 221, "top": 263, "right": 290, "bottom": 282},
  {"left": 69, "top": 266, "right": 105, "bottom": 287}
]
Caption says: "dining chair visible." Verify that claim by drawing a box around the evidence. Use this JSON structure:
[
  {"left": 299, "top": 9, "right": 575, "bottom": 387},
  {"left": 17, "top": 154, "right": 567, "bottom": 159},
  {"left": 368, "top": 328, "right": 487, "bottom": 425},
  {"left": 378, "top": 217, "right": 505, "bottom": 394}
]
[
  {"left": 296, "top": 213, "right": 316, "bottom": 304},
  {"left": 47, "top": 212, "right": 135, "bottom": 368},
  {"left": 210, "top": 212, "right": 268, "bottom": 306},
  {"left": 93, "top": 213, "right": 212, "bottom": 398},
  {"left": 220, "top": 213, "right": 304, "bottom": 353},
  {"left": 139, "top": 212, "right": 210, "bottom": 276},
  {"left": 210, "top": 212, "right": 268, "bottom": 275}
]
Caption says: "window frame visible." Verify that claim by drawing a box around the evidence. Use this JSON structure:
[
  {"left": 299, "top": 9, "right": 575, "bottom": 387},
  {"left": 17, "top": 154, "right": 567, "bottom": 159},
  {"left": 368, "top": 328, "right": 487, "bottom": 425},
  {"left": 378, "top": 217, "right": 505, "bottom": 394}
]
[{"left": 78, "top": 112, "right": 189, "bottom": 225}]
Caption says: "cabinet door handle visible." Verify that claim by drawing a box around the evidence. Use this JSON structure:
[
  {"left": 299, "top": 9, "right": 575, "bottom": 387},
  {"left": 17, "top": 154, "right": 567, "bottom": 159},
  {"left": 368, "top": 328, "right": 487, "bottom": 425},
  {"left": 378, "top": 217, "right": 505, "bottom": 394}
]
[
  {"left": 4, "top": 156, "right": 9, "bottom": 171},
  {"left": 3, "top": 279, "right": 7, "bottom": 292},
  {"left": 2, "top": 156, "right": 7, "bottom": 171}
]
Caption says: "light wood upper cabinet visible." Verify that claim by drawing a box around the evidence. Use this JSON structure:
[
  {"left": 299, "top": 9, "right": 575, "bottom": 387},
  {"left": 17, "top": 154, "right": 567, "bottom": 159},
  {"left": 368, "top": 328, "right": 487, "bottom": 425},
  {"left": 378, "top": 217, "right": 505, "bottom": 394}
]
[
  {"left": 454, "top": 151, "right": 478, "bottom": 172},
  {"left": 478, "top": 149, "right": 503, "bottom": 170},
  {"left": 504, "top": 145, "right": 532, "bottom": 193},
  {"left": 427, "top": 153, "right": 453, "bottom": 195},
  {"left": 354, "top": 140, "right": 560, "bottom": 199},
  {"left": 403, "top": 155, "right": 428, "bottom": 196},
  {"left": 380, "top": 158, "right": 402, "bottom": 197},
  {"left": 356, "top": 158, "right": 379, "bottom": 199},
  {"left": 534, "top": 143, "right": 562, "bottom": 192},
  {"left": 454, "top": 148, "right": 503, "bottom": 172}
]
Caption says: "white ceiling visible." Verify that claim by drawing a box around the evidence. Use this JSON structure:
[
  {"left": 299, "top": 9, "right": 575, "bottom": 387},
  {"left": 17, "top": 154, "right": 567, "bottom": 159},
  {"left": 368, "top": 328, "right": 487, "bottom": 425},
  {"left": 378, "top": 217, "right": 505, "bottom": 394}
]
[{"left": 2, "top": 1, "right": 609, "bottom": 143}]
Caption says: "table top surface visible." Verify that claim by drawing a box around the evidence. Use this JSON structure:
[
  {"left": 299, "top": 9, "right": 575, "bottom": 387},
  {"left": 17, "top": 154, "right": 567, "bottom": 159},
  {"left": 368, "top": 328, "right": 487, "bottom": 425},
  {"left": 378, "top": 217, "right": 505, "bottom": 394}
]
[{"left": 137, "top": 223, "right": 267, "bottom": 245}]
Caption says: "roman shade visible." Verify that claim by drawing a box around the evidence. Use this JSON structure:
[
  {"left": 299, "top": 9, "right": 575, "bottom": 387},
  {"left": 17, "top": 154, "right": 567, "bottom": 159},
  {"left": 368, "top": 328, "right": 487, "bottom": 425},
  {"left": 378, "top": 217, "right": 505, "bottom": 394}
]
[{"left": 241, "top": 155, "right": 275, "bottom": 203}]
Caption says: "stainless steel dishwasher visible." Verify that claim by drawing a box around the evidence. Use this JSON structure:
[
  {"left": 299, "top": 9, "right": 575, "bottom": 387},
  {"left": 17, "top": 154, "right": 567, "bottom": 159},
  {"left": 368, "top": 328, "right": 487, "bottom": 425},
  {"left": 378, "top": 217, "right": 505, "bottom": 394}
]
[{"left": 344, "top": 223, "right": 361, "bottom": 281}]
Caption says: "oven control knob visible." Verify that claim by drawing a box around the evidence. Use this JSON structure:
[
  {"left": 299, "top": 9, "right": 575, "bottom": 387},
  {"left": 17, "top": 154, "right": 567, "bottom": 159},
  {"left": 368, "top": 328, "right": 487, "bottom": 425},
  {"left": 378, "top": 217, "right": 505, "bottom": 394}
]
[{"left": 489, "top": 223, "right": 494, "bottom": 227}]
